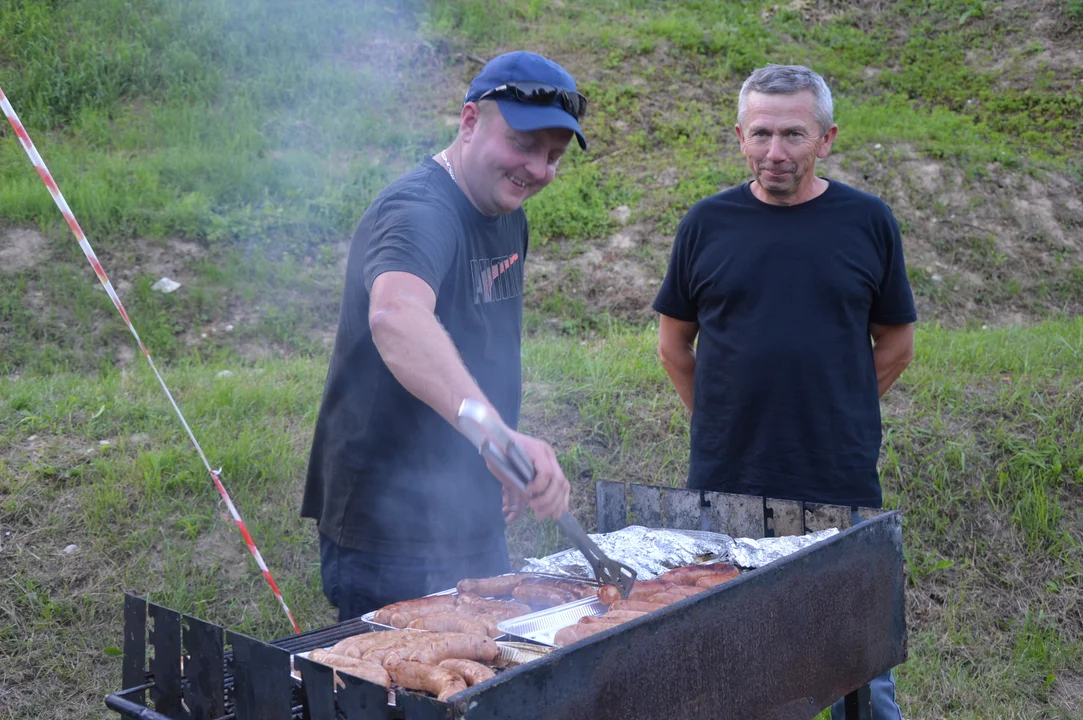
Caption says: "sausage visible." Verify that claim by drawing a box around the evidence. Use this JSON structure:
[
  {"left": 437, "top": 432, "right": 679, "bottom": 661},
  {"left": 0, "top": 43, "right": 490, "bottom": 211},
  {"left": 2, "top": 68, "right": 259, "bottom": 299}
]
[
  {"left": 626, "top": 580, "right": 672, "bottom": 602},
  {"left": 662, "top": 562, "right": 740, "bottom": 585},
  {"left": 456, "top": 574, "right": 533, "bottom": 597},
  {"left": 660, "top": 566, "right": 733, "bottom": 586},
  {"left": 438, "top": 658, "right": 496, "bottom": 686},
  {"left": 553, "top": 621, "right": 623, "bottom": 647},
  {"left": 372, "top": 594, "right": 456, "bottom": 626},
  {"left": 386, "top": 603, "right": 468, "bottom": 629},
  {"left": 598, "top": 580, "right": 670, "bottom": 606},
  {"left": 511, "top": 584, "right": 575, "bottom": 608},
  {"left": 609, "top": 599, "right": 668, "bottom": 613},
  {"left": 329, "top": 630, "right": 418, "bottom": 658},
  {"left": 455, "top": 593, "right": 533, "bottom": 619},
  {"left": 520, "top": 576, "right": 597, "bottom": 599},
  {"left": 376, "top": 632, "right": 500, "bottom": 667},
  {"left": 407, "top": 612, "right": 490, "bottom": 636},
  {"left": 443, "top": 609, "right": 503, "bottom": 637},
  {"left": 386, "top": 659, "right": 468, "bottom": 701},
  {"left": 597, "top": 584, "right": 622, "bottom": 606},
  {"left": 409, "top": 634, "right": 499, "bottom": 665},
  {"left": 308, "top": 649, "right": 391, "bottom": 687},
  {"left": 342, "top": 631, "right": 429, "bottom": 660},
  {"left": 361, "top": 630, "right": 484, "bottom": 662},
  {"left": 449, "top": 605, "right": 511, "bottom": 636},
  {"left": 663, "top": 585, "right": 707, "bottom": 598},
  {"left": 356, "top": 631, "right": 449, "bottom": 662},
  {"left": 695, "top": 571, "right": 739, "bottom": 589},
  {"left": 641, "top": 592, "right": 687, "bottom": 606}
]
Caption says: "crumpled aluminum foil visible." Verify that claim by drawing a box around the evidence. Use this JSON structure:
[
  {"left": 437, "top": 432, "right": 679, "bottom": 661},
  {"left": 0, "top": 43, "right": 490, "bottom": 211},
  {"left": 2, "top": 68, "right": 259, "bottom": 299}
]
[
  {"left": 519, "top": 525, "right": 840, "bottom": 580},
  {"left": 729, "top": 528, "right": 840, "bottom": 569},
  {"left": 520, "top": 525, "right": 733, "bottom": 581}
]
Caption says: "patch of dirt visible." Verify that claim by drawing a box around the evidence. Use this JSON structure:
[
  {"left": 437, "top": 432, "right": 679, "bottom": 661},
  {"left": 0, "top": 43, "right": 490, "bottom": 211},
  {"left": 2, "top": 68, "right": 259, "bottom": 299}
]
[
  {"left": 984, "top": 41, "right": 1083, "bottom": 92},
  {"left": 194, "top": 516, "right": 251, "bottom": 583},
  {"left": 6, "top": 431, "right": 102, "bottom": 469},
  {"left": 108, "top": 237, "right": 207, "bottom": 298},
  {"left": 528, "top": 221, "right": 664, "bottom": 321},
  {"left": 819, "top": 147, "right": 1083, "bottom": 328},
  {"left": 955, "top": 1, "right": 1083, "bottom": 95},
  {"left": 0, "top": 227, "right": 48, "bottom": 272}
]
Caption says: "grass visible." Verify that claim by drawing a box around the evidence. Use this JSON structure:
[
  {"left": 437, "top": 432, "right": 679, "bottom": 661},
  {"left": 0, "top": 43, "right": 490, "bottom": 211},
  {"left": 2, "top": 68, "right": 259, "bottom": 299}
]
[
  {"left": 2, "top": 322, "right": 1082, "bottom": 718},
  {"left": 2, "top": 0, "right": 1082, "bottom": 718},
  {"left": 3, "top": 0, "right": 1082, "bottom": 370}
]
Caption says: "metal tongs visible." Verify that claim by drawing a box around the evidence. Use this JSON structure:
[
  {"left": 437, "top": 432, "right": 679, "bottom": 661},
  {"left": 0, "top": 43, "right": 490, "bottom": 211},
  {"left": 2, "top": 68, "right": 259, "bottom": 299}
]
[{"left": 457, "top": 399, "right": 637, "bottom": 599}]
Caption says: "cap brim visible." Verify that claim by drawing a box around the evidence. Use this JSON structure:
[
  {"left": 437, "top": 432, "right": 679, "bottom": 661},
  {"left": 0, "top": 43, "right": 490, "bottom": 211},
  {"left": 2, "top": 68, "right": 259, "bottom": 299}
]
[{"left": 495, "top": 99, "right": 587, "bottom": 151}]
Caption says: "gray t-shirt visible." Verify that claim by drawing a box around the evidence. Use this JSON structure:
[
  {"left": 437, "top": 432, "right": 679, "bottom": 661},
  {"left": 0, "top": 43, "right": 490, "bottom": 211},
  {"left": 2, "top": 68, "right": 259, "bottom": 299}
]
[{"left": 302, "top": 156, "right": 528, "bottom": 556}]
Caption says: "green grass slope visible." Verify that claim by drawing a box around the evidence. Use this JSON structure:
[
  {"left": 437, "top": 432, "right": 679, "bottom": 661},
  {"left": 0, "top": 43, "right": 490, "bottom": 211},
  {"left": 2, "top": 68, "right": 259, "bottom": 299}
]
[{"left": 1, "top": 1, "right": 1081, "bottom": 718}]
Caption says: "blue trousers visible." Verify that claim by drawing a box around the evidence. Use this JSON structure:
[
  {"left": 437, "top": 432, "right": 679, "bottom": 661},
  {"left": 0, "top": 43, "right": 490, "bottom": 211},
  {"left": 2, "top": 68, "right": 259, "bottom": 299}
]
[
  {"left": 829, "top": 669, "right": 903, "bottom": 719},
  {"left": 318, "top": 533, "right": 512, "bottom": 622}
]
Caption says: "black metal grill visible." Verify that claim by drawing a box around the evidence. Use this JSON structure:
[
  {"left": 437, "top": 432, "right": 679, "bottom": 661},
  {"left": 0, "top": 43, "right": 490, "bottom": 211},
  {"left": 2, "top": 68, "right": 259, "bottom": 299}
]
[{"left": 105, "top": 483, "right": 907, "bottom": 720}]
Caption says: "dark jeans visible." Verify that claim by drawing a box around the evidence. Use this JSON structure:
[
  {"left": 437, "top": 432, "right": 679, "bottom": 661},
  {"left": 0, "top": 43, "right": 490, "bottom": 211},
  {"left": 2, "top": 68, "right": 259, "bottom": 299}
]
[{"left": 319, "top": 533, "right": 512, "bottom": 622}]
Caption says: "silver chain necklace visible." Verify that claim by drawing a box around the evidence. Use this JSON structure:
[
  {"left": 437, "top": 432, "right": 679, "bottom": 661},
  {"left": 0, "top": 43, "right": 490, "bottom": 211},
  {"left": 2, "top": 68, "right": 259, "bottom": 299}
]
[{"left": 440, "top": 150, "right": 456, "bottom": 182}]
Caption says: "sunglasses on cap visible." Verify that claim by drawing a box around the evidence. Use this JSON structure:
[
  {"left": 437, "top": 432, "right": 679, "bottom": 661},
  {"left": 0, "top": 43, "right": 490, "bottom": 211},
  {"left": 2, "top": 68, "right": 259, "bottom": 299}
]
[{"left": 477, "top": 82, "right": 588, "bottom": 120}]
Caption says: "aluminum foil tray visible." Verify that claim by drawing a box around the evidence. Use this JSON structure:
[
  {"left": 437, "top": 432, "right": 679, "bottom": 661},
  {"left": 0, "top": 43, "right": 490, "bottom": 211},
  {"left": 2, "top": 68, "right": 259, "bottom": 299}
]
[
  {"left": 496, "top": 640, "right": 554, "bottom": 666},
  {"left": 496, "top": 596, "right": 608, "bottom": 646}
]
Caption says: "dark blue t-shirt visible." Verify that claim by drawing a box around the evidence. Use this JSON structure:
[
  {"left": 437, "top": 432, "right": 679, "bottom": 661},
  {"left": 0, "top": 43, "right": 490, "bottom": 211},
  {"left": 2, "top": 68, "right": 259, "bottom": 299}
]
[
  {"left": 302, "top": 157, "right": 526, "bottom": 556},
  {"left": 652, "top": 179, "right": 917, "bottom": 508}
]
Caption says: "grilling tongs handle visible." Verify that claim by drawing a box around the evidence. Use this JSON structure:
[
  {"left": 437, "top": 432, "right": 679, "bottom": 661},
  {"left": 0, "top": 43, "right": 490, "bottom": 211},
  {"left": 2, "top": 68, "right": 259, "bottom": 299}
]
[{"left": 457, "top": 400, "right": 637, "bottom": 598}]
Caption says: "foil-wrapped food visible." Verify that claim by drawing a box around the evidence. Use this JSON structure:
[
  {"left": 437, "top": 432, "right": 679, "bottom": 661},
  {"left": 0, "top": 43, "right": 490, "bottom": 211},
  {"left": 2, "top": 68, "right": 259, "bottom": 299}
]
[
  {"left": 519, "top": 525, "right": 839, "bottom": 580},
  {"left": 729, "top": 528, "right": 839, "bottom": 569}
]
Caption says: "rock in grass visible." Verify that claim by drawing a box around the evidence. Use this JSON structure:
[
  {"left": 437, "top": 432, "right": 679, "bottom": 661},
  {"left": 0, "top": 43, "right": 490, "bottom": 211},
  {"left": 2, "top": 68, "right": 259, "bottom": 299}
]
[{"left": 151, "top": 277, "right": 181, "bottom": 293}]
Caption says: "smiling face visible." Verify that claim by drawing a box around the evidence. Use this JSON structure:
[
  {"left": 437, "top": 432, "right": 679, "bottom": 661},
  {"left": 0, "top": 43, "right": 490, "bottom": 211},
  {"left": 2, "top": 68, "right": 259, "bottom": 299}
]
[
  {"left": 457, "top": 101, "right": 573, "bottom": 216},
  {"left": 735, "top": 90, "right": 838, "bottom": 205}
]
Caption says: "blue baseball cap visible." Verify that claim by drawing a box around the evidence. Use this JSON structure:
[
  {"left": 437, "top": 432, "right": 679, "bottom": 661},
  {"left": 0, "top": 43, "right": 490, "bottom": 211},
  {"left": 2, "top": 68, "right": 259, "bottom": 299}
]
[{"left": 465, "top": 51, "right": 588, "bottom": 150}]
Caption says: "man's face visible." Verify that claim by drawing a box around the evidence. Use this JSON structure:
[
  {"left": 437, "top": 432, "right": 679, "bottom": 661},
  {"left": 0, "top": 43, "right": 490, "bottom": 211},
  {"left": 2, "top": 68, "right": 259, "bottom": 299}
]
[
  {"left": 735, "top": 90, "right": 837, "bottom": 201},
  {"left": 459, "top": 103, "right": 573, "bottom": 216}
]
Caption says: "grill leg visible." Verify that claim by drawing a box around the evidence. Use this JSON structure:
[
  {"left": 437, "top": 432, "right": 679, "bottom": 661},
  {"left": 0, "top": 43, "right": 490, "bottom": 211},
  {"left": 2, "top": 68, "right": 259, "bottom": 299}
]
[{"left": 843, "top": 683, "right": 872, "bottom": 720}]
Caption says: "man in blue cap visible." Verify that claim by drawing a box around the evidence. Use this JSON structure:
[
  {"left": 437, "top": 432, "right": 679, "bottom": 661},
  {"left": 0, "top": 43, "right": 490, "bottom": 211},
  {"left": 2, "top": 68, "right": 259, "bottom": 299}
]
[{"left": 302, "top": 51, "right": 588, "bottom": 620}]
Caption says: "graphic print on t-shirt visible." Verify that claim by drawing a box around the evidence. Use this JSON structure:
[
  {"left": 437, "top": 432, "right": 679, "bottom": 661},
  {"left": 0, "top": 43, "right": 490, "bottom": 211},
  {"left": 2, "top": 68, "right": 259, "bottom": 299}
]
[{"left": 470, "top": 253, "right": 522, "bottom": 304}]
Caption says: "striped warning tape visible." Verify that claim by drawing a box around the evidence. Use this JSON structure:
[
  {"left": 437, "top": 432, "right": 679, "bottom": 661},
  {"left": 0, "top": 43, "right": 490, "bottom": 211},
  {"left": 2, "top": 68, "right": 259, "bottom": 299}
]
[{"left": 1, "top": 86, "right": 301, "bottom": 634}]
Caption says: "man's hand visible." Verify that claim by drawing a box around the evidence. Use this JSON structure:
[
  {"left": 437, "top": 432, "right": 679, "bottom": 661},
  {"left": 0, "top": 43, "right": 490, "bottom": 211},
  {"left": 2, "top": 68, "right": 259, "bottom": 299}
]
[
  {"left": 502, "top": 484, "right": 525, "bottom": 525},
  {"left": 489, "top": 430, "right": 570, "bottom": 522}
]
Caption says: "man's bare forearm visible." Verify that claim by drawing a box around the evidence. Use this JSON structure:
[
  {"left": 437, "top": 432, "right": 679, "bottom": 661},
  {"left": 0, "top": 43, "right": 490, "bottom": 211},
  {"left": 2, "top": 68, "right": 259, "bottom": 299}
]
[
  {"left": 660, "top": 349, "right": 696, "bottom": 413},
  {"left": 370, "top": 299, "right": 497, "bottom": 426},
  {"left": 872, "top": 326, "right": 915, "bottom": 398}
]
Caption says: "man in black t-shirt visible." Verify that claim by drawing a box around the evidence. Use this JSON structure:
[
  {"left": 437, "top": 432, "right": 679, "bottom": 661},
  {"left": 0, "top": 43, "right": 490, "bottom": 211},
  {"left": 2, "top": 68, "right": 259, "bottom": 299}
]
[
  {"left": 653, "top": 65, "right": 915, "bottom": 719},
  {"left": 302, "top": 51, "right": 589, "bottom": 620}
]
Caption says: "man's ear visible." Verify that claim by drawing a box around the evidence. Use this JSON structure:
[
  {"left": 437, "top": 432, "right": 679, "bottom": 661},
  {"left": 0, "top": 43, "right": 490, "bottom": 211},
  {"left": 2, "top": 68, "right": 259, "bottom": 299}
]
[
  {"left": 460, "top": 102, "right": 482, "bottom": 144},
  {"left": 817, "top": 124, "right": 839, "bottom": 159}
]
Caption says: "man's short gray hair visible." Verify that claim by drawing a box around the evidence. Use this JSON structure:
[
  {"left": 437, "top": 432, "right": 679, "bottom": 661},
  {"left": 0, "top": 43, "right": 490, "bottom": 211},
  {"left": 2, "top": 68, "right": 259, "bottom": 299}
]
[{"left": 737, "top": 64, "right": 834, "bottom": 134}]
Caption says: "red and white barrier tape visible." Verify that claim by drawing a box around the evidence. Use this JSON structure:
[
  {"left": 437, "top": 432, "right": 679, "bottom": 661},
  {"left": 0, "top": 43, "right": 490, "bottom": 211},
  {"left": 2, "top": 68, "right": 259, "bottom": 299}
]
[{"left": 1, "top": 87, "right": 301, "bottom": 634}]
